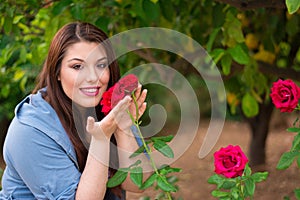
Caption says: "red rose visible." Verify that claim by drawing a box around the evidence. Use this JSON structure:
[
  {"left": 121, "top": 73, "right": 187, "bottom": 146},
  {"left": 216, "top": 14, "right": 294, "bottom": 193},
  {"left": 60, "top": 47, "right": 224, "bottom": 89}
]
[
  {"left": 214, "top": 145, "right": 248, "bottom": 178},
  {"left": 270, "top": 79, "right": 300, "bottom": 113},
  {"left": 100, "top": 85, "right": 115, "bottom": 115},
  {"left": 111, "top": 74, "right": 139, "bottom": 107},
  {"left": 100, "top": 74, "right": 139, "bottom": 115}
]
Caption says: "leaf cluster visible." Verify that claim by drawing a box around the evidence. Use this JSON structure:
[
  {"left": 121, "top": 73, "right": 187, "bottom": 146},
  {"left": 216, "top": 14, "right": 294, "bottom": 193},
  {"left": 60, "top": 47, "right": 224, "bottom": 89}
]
[
  {"left": 208, "top": 164, "right": 268, "bottom": 199},
  {"left": 107, "top": 134, "right": 181, "bottom": 199}
]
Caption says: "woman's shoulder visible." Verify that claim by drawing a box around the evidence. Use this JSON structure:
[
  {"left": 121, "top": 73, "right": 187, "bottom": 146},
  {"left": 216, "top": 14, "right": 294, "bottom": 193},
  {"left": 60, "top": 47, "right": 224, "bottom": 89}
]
[{"left": 5, "top": 91, "right": 77, "bottom": 162}]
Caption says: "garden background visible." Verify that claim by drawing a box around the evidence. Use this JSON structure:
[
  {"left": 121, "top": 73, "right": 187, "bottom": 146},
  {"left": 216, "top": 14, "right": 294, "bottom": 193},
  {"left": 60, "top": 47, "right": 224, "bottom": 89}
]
[{"left": 1, "top": 0, "right": 300, "bottom": 199}]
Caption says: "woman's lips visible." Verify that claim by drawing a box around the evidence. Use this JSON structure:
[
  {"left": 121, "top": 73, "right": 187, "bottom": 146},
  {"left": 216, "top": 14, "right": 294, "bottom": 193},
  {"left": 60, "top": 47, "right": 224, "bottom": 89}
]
[{"left": 80, "top": 87, "right": 100, "bottom": 96}]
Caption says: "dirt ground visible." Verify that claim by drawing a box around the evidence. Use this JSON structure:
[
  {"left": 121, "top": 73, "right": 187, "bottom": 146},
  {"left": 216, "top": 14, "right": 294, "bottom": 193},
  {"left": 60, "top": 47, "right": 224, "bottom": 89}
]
[{"left": 127, "top": 117, "right": 300, "bottom": 200}]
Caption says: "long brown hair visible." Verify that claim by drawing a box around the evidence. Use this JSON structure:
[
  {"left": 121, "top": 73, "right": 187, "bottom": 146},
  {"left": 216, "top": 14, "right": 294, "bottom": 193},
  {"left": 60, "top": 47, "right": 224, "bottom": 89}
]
[{"left": 33, "top": 22, "right": 122, "bottom": 196}]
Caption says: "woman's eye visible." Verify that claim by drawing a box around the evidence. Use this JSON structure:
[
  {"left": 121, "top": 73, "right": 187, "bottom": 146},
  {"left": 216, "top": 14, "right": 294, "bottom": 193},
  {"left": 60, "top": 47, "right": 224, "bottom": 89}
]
[
  {"left": 72, "top": 64, "right": 83, "bottom": 70},
  {"left": 97, "top": 63, "right": 107, "bottom": 68}
]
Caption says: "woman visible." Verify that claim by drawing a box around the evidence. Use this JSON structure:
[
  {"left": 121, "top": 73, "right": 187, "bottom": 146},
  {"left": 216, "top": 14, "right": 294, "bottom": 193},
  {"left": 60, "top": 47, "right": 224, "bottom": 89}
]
[{"left": 0, "top": 22, "right": 148, "bottom": 199}]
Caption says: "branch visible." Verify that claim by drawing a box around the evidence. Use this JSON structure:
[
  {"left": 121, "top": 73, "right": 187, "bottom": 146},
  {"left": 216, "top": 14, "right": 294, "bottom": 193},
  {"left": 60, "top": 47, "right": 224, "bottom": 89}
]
[
  {"left": 232, "top": 62, "right": 300, "bottom": 82},
  {"left": 257, "top": 62, "right": 300, "bottom": 81},
  {"left": 213, "top": 0, "right": 286, "bottom": 10}
]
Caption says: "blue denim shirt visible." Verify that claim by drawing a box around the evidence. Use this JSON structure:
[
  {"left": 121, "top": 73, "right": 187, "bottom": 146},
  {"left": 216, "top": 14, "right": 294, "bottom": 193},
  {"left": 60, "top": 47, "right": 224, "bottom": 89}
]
[{"left": 0, "top": 89, "right": 124, "bottom": 199}]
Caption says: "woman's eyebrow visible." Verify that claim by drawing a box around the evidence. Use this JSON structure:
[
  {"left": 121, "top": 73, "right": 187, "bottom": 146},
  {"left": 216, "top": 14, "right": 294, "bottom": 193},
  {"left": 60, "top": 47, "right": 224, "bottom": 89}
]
[
  {"left": 67, "top": 58, "right": 84, "bottom": 62},
  {"left": 67, "top": 57, "right": 107, "bottom": 63},
  {"left": 96, "top": 57, "right": 107, "bottom": 62}
]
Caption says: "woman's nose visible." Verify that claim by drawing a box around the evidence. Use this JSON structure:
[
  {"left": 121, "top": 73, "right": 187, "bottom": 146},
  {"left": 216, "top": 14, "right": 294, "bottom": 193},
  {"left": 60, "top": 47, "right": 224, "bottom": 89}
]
[{"left": 86, "top": 66, "right": 99, "bottom": 83}]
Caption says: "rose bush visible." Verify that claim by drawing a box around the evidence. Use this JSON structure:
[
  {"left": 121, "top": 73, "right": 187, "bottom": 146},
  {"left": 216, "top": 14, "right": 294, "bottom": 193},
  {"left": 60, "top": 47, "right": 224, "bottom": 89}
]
[
  {"left": 270, "top": 79, "right": 300, "bottom": 113},
  {"left": 214, "top": 145, "right": 249, "bottom": 178},
  {"left": 209, "top": 145, "right": 268, "bottom": 199},
  {"left": 271, "top": 79, "right": 300, "bottom": 199}
]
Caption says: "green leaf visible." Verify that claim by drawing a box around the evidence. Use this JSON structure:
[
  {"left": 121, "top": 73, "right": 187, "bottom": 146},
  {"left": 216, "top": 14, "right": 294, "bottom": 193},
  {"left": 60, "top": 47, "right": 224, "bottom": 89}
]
[
  {"left": 211, "top": 190, "right": 230, "bottom": 198},
  {"left": 251, "top": 172, "right": 268, "bottom": 183},
  {"left": 208, "top": 174, "right": 223, "bottom": 185},
  {"left": 159, "top": 0, "right": 174, "bottom": 22},
  {"left": 221, "top": 53, "right": 232, "bottom": 75},
  {"left": 287, "top": 127, "right": 300, "bottom": 132},
  {"left": 222, "top": 180, "right": 236, "bottom": 189},
  {"left": 4, "top": 16, "right": 13, "bottom": 34},
  {"left": 158, "top": 165, "right": 181, "bottom": 175},
  {"left": 1, "top": 84, "right": 10, "bottom": 98},
  {"left": 276, "top": 151, "right": 300, "bottom": 170},
  {"left": 223, "top": 11, "right": 245, "bottom": 46},
  {"left": 208, "top": 174, "right": 226, "bottom": 189},
  {"left": 292, "top": 133, "right": 300, "bottom": 151},
  {"left": 151, "top": 135, "right": 174, "bottom": 143},
  {"left": 167, "top": 175, "right": 179, "bottom": 184},
  {"left": 107, "top": 169, "right": 128, "bottom": 188},
  {"left": 294, "top": 188, "right": 300, "bottom": 199},
  {"left": 241, "top": 93, "right": 259, "bottom": 118},
  {"left": 130, "top": 145, "right": 146, "bottom": 158},
  {"left": 243, "top": 163, "right": 252, "bottom": 177},
  {"left": 139, "top": 197, "right": 151, "bottom": 200},
  {"left": 297, "top": 156, "right": 300, "bottom": 168},
  {"left": 244, "top": 178, "right": 255, "bottom": 197},
  {"left": 95, "top": 16, "right": 110, "bottom": 33},
  {"left": 52, "top": 0, "right": 72, "bottom": 16},
  {"left": 130, "top": 167, "right": 143, "bottom": 187},
  {"left": 153, "top": 140, "right": 174, "bottom": 158},
  {"left": 70, "top": 4, "right": 84, "bottom": 21},
  {"left": 286, "top": 0, "right": 300, "bottom": 14},
  {"left": 227, "top": 44, "right": 250, "bottom": 65},
  {"left": 13, "top": 69, "right": 25, "bottom": 81},
  {"left": 206, "top": 28, "right": 221, "bottom": 52},
  {"left": 156, "top": 175, "right": 177, "bottom": 192},
  {"left": 142, "top": 0, "right": 160, "bottom": 23},
  {"left": 212, "top": 4, "right": 225, "bottom": 28},
  {"left": 210, "top": 48, "right": 225, "bottom": 64},
  {"left": 140, "top": 173, "right": 157, "bottom": 190}
]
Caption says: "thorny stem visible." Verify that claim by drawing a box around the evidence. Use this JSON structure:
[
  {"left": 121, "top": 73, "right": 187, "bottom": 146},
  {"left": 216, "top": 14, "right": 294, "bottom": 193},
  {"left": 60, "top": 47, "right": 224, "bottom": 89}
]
[{"left": 128, "top": 93, "right": 172, "bottom": 200}]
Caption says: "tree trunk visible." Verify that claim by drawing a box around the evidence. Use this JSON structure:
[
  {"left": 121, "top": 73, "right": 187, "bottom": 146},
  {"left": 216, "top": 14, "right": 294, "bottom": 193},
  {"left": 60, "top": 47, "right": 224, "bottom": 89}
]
[{"left": 245, "top": 101, "right": 274, "bottom": 166}]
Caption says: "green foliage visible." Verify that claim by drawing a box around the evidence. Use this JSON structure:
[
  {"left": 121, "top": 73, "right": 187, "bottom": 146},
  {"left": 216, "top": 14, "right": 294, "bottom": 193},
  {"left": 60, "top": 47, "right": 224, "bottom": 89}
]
[
  {"left": 1, "top": 0, "right": 300, "bottom": 123},
  {"left": 277, "top": 121, "right": 300, "bottom": 170},
  {"left": 208, "top": 164, "right": 268, "bottom": 199}
]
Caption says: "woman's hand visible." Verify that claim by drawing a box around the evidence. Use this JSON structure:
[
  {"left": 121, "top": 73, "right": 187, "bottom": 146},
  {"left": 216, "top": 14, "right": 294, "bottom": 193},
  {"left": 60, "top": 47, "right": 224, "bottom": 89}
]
[
  {"left": 86, "top": 96, "right": 132, "bottom": 140},
  {"left": 116, "top": 85, "right": 147, "bottom": 132}
]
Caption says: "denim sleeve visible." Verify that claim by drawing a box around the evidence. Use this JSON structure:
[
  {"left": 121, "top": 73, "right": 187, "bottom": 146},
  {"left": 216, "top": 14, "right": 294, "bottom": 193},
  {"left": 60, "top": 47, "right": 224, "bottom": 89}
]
[{"left": 3, "top": 124, "right": 81, "bottom": 200}]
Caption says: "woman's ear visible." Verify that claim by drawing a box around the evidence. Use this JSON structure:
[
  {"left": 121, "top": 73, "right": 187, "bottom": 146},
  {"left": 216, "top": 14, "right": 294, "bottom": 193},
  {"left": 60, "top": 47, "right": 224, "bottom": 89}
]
[{"left": 57, "top": 74, "right": 61, "bottom": 81}]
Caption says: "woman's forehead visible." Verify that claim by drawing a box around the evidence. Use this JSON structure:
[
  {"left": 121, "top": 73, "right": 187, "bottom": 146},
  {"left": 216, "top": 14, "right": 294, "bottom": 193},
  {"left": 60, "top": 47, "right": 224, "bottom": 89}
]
[{"left": 64, "top": 41, "right": 107, "bottom": 62}]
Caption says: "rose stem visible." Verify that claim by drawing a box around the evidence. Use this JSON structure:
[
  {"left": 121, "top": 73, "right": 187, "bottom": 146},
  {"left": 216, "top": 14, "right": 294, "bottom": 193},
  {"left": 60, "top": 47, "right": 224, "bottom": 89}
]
[{"left": 129, "top": 93, "right": 172, "bottom": 200}]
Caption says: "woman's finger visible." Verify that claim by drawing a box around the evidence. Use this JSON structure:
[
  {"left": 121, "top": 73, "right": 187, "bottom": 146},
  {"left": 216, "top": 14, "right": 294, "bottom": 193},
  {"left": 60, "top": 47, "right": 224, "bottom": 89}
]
[
  {"left": 86, "top": 116, "right": 95, "bottom": 133},
  {"left": 134, "top": 84, "right": 142, "bottom": 100},
  {"left": 136, "top": 89, "right": 147, "bottom": 107},
  {"left": 111, "top": 96, "right": 131, "bottom": 115}
]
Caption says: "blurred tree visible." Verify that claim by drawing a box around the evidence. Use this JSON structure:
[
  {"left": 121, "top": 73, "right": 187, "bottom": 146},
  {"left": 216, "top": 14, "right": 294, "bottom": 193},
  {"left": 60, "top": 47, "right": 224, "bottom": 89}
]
[{"left": 1, "top": 0, "right": 300, "bottom": 166}]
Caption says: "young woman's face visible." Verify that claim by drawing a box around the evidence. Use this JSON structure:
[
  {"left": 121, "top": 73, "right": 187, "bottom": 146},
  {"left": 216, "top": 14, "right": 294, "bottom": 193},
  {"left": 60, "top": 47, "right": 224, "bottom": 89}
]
[{"left": 59, "top": 41, "right": 110, "bottom": 107}]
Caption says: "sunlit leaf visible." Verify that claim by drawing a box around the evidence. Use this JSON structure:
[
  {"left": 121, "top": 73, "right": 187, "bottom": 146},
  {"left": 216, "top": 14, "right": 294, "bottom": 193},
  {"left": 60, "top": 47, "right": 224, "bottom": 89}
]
[
  {"left": 241, "top": 93, "right": 259, "bottom": 117},
  {"left": 286, "top": 0, "right": 300, "bottom": 14}
]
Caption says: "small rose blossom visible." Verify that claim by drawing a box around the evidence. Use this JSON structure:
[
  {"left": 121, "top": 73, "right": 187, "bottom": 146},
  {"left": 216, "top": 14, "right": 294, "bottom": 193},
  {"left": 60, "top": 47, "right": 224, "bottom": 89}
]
[
  {"left": 270, "top": 79, "right": 300, "bottom": 113},
  {"left": 214, "top": 145, "right": 248, "bottom": 178}
]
